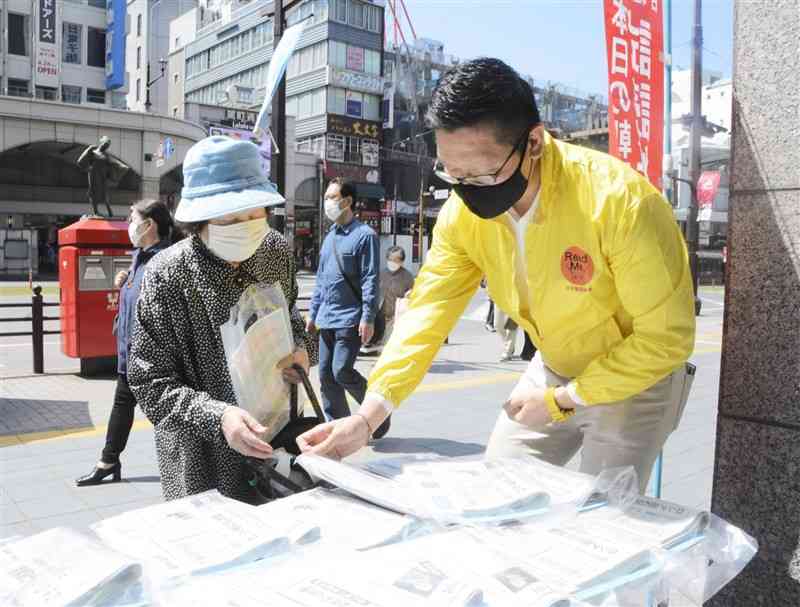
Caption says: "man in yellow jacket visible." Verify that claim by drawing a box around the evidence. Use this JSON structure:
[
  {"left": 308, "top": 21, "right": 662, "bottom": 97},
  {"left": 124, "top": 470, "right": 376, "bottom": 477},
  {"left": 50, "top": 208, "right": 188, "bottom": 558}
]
[{"left": 299, "top": 58, "right": 696, "bottom": 490}]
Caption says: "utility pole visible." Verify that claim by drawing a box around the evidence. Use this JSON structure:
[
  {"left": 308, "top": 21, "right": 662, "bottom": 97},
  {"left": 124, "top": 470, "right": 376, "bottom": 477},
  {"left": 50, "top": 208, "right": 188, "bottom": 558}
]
[
  {"left": 271, "top": 0, "right": 290, "bottom": 250},
  {"left": 686, "top": 0, "right": 703, "bottom": 315}
]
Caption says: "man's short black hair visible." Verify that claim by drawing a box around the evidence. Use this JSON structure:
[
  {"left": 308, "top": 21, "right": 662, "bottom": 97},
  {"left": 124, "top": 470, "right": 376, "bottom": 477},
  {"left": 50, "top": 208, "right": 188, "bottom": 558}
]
[
  {"left": 330, "top": 177, "right": 356, "bottom": 201},
  {"left": 426, "top": 57, "right": 541, "bottom": 146}
]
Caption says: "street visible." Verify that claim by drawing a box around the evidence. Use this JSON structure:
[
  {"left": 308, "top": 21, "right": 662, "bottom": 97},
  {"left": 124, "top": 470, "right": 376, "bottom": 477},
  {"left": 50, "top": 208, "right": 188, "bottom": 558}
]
[{"left": 0, "top": 283, "right": 724, "bottom": 540}]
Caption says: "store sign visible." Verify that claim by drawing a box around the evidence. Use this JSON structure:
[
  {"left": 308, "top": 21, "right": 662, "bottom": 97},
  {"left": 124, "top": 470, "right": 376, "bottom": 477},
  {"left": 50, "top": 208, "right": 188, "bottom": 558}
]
[
  {"left": 324, "top": 162, "right": 370, "bottom": 182},
  {"left": 64, "top": 23, "right": 80, "bottom": 64},
  {"left": 362, "top": 141, "right": 379, "bottom": 168},
  {"left": 328, "top": 115, "right": 382, "bottom": 140},
  {"left": 345, "top": 91, "right": 362, "bottom": 118},
  {"left": 346, "top": 46, "right": 365, "bottom": 72},
  {"left": 604, "top": 0, "right": 664, "bottom": 188},
  {"left": 329, "top": 68, "right": 384, "bottom": 95},
  {"left": 106, "top": 0, "right": 127, "bottom": 89},
  {"left": 209, "top": 127, "right": 271, "bottom": 175},
  {"left": 697, "top": 171, "right": 721, "bottom": 208},
  {"left": 35, "top": 0, "right": 59, "bottom": 87}
]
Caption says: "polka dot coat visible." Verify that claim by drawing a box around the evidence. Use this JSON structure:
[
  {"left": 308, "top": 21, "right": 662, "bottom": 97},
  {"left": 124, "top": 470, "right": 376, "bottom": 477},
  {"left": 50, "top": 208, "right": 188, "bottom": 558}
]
[{"left": 128, "top": 230, "right": 318, "bottom": 503}]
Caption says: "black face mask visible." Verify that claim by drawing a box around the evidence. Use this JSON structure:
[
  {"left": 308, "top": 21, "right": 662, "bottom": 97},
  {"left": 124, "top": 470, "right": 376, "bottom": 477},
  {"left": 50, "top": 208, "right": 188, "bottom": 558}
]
[{"left": 453, "top": 156, "right": 530, "bottom": 220}]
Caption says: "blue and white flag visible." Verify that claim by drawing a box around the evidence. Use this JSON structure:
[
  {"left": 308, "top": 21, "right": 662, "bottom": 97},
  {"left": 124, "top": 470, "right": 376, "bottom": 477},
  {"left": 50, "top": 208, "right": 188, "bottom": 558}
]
[{"left": 253, "top": 19, "right": 307, "bottom": 137}]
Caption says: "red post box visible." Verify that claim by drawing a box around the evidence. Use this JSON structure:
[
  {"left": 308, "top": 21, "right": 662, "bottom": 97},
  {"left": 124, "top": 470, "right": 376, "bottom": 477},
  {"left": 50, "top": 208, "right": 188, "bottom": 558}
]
[{"left": 58, "top": 218, "right": 133, "bottom": 375}]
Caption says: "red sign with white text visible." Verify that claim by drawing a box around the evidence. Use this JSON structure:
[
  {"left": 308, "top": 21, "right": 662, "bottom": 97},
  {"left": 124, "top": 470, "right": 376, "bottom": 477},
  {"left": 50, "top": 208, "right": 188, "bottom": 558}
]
[
  {"left": 697, "top": 171, "right": 721, "bottom": 208},
  {"left": 604, "top": 0, "right": 664, "bottom": 188}
]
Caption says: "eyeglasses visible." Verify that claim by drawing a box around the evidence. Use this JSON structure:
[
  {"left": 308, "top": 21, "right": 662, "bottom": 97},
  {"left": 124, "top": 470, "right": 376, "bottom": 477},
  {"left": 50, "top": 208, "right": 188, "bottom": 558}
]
[{"left": 433, "top": 129, "right": 530, "bottom": 186}]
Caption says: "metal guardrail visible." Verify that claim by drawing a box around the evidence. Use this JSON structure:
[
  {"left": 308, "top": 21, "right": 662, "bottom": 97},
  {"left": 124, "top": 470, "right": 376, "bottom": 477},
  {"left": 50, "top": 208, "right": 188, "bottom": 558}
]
[
  {"left": 0, "top": 286, "right": 61, "bottom": 374},
  {"left": 0, "top": 288, "right": 310, "bottom": 375}
]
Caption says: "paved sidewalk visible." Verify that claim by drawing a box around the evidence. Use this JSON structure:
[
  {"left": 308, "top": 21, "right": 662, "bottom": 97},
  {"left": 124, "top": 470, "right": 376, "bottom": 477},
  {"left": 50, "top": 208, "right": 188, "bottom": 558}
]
[{"left": 0, "top": 286, "right": 725, "bottom": 540}]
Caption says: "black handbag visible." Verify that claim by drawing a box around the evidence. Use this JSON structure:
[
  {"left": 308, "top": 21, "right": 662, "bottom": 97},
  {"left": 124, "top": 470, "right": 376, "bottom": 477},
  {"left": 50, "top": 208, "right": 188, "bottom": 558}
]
[
  {"left": 331, "top": 236, "right": 385, "bottom": 343},
  {"left": 244, "top": 364, "right": 325, "bottom": 501}
]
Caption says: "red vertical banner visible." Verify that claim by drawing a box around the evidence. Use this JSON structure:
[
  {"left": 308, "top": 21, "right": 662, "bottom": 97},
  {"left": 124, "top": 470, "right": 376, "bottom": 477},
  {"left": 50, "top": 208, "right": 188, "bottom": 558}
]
[{"left": 604, "top": 0, "right": 664, "bottom": 188}]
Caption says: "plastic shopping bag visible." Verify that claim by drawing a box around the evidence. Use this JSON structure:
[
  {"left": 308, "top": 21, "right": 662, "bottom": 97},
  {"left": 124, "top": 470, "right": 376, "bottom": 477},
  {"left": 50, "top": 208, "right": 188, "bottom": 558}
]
[{"left": 220, "top": 282, "right": 295, "bottom": 442}]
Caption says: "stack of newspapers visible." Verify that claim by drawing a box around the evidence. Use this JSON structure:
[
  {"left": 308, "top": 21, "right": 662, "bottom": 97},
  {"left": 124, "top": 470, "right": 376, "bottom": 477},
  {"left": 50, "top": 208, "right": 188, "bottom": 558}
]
[{"left": 0, "top": 455, "right": 752, "bottom": 607}]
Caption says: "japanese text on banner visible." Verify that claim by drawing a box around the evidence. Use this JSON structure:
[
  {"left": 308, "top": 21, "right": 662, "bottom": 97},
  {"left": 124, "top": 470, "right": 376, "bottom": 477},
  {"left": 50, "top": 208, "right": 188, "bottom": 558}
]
[{"left": 604, "top": 0, "right": 664, "bottom": 188}]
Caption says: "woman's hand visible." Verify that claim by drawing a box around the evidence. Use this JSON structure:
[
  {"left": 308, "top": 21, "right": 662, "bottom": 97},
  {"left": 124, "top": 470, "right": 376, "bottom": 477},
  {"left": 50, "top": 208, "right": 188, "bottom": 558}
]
[
  {"left": 278, "top": 348, "right": 310, "bottom": 384},
  {"left": 221, "top": 406, "right": 273, "bottom": 459}
]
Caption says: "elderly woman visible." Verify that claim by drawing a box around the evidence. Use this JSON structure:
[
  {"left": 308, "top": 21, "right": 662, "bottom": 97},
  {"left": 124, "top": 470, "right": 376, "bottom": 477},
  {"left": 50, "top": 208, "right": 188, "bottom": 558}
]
[{"left": 128, "top": 136, "right": 316, "bottom": 503}]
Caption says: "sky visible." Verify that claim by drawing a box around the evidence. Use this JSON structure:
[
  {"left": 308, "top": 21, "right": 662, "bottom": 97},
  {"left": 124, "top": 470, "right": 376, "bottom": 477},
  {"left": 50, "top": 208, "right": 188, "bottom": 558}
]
[{"left": 395, "top": 0, "right": 734, "bottom": 98}]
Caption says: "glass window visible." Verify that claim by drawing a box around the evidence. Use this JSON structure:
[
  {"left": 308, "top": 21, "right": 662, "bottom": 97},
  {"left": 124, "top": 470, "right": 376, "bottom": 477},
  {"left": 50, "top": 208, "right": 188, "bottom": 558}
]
[
  {"left": 345, "top": 136, "right": 361, "bottom": 163},
  {"left": 312, "top": 88, "right": 326, "bottom": 115},
  {"left": 328, "top": 87, "right": 346, "bottom": 114},
  {"left": 287, "top": 52, "right": 300, "bottom": 77},
  {"left": 300, "top": 46, "right": 313, "bottom": 73},
  {"left": 349, "top": 1, "right": 364, "bottom": 28},
  {"left": 8, "top": 13, "right": 29, "bottom": 56},
  {"left": 62, "top": 85, "right": 81, "bottom": 103},
  {"left": 365, "top": 49, "right": 380, "bottom": 75},
  {"left": 135, "top": 78, "right": 141, "bottom": 101},
  {"left": 87, "top": 27, "right": 106, "bottom": 68},
  {"left": 137, "top": 14, "right": 142, "bottom": 37},
  {"left": 62, "top": 23, "right": 82, "bottom": 64},
  {"left": 327, "top": 134, "right": 345, "bottom": 162},
  {"left": 346, "top": 46, "right": 365, "bottom": 72},
  {"left": 88, "top": 0, "right": 105, "bottom": 8},
  {"left": 313, "top": 40, "right": 327, "bottom": 67},
  {"left": 35, "top": 86, "right": 58, "bottom": 101},
  {"left": 87, "top": 89, "right": 106, "bottom": 104},
  {"left": 364, "top": 93, "right": 380, "bottom": 121},
  {"left": 329, "top": 41, "right": 346, "bottom": 69},
  {"left": 137, "top": 46, "right": 141, "bottom": 69},
  {"left": 286, "top": 95, "right": 298, "bottom": 116},
  {"left": 366, "top": 4, "right": 381, "bottom": 32},
  {"left": 331, "top": 0, "right": 347, "bottom": 23},
  {"left": 298, "top": 92, "right": 312, "bottom": 118}
]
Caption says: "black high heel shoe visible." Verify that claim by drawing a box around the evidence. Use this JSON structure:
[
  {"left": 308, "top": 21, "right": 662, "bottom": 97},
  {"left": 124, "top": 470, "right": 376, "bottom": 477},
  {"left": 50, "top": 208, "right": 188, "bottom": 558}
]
[{"left": 76, "top": 462, "right": 122, "bottom": 486}]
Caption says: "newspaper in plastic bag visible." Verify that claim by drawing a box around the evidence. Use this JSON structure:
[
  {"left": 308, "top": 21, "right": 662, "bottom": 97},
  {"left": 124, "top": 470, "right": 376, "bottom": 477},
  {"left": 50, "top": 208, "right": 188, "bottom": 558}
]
[
  {"left": 0, "top": 527, "right": 146, "bottom": 607},
  {"left": 220, "top": 282, "right": 295, "bottom": 442},
  {"left": 257, "top": 486, "right": 428, "bottom": 550},
  {"left": 91, "top": 490, "right": 317, "bottom": 584},
  {"left": 299, "top": 454, "right": 623, "bottom": 525}
]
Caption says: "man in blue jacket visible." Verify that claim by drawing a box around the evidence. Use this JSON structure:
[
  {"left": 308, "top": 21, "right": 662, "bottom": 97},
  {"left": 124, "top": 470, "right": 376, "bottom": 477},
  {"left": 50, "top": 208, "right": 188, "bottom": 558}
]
[{"left": 307, "top": 178, "right": 389, "bottom": 437}]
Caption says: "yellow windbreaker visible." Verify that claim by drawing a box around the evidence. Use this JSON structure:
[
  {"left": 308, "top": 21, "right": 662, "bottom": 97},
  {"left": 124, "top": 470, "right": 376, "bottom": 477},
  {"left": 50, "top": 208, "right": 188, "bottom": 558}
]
[{"left": 368, "top": 132, "right": 696, "bottom": 407}]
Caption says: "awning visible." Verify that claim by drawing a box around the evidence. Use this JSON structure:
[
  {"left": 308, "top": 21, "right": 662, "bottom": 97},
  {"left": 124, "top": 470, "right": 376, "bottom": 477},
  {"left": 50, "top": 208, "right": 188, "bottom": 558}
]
[{"left": 354, "top": 183, "right": 386, "bottom": 199}]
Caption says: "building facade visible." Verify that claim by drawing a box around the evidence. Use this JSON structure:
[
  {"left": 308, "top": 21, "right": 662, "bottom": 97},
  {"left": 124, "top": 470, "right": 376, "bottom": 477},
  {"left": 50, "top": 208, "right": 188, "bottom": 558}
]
[
  {"left": 125, "top": 0, "right": 198, "bottom": 114},
  {"left": 1, "top": 0, "right": 116, "bottom": 107}
]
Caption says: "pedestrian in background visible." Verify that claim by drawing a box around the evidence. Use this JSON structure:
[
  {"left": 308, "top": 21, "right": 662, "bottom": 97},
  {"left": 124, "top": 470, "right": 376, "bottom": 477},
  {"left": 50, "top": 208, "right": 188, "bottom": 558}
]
[
  {"left": 76, "top": 198, "right": 172, "bottom": 486},
  {"left": 306, "top": 179, "right": 390, "bottom": 438},
  {"left": 363, "top": 245, "right": 415, "bottom": 354},
  {"left": 494, "top": 306, "right": 519, "bottom": 362},
  {"left": 128, "top": 136, "right": 316, "bottom": 503}
]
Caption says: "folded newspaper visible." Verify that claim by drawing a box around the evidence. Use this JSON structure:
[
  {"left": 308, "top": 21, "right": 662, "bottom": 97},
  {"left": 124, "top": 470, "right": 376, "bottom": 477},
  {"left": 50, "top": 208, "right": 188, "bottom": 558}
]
[
  {"left": 0, "top": 527, "right": 143, "bottom": 607},
  {"left": 91, "top": 490, "right": 316, "bottom": 581},
  {"left": 258, "top": 487, "right": 426, "bottom": 550},
  {"left": 298, "top": 454, "right": 597, "bottom": 524}
]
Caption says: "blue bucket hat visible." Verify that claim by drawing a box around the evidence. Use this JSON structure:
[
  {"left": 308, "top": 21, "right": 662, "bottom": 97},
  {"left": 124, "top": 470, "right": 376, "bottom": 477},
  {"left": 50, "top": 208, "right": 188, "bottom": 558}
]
[{"left": 175, "top": 136, "right": 285, "bottom": 222}]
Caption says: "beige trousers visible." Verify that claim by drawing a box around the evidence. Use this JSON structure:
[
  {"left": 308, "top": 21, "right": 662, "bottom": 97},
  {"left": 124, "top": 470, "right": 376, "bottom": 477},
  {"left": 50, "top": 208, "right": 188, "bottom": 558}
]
[{"left": 486, "top": 354, "right": 694, "bottom": 492}]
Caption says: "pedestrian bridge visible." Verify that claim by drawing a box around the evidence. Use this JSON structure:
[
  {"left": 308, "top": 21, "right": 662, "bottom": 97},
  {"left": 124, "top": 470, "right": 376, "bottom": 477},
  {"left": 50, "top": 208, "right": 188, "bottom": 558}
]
[{"left": 0, "top": 96, "right": 207, "bottom": 218}]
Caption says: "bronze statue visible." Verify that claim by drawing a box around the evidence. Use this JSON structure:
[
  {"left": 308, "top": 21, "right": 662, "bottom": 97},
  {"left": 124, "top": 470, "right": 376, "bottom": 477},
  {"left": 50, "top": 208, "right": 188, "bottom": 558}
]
[{"left": 76, "top": 136, "right": 129, "bottom": 218}]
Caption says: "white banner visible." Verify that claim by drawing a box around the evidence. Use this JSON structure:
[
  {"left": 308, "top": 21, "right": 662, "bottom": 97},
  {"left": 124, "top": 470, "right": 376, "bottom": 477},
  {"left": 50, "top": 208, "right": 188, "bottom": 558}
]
[
  {"left": 35, "top": 0, "right": 60, "bottom": 88},
  {"left": 254, "top": 19, "right": 307, "bottom": 137}
]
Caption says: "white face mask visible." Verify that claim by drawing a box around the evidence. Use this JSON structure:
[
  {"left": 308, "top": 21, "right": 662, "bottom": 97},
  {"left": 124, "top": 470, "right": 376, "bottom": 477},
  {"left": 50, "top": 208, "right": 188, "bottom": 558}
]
[
  {"left": 128, "top": 220, "right": 148, "bottom": 248},
  {"left": 324, "top": 197, "right": 346, "bottom": 223},
  {"left": 205, "top": 218, "right": 267, "bottom": 262},
  {"left": 387, "top": 261, "right": 402, "bottom": 273}
]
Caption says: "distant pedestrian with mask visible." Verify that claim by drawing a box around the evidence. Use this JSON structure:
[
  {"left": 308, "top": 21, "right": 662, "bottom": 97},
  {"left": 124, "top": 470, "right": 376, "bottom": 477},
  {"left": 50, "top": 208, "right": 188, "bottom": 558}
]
[
  {"left": 76, "top": 199, "right": 173, "bottom": 486},
  {"left": 307, "top": 178, "right": 390, "bottom": 438},
  {"left": 362, "top": 246, "right": 415, "bottom": 354}
]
